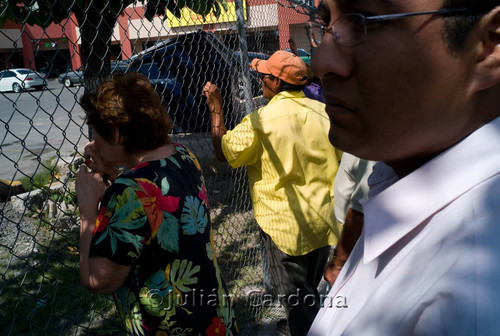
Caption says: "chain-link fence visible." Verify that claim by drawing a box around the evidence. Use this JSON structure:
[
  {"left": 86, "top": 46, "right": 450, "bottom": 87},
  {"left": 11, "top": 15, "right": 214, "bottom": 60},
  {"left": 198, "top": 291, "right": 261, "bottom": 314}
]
[{"left": 0, "top": 1, "right": 318, "bottom": 334}]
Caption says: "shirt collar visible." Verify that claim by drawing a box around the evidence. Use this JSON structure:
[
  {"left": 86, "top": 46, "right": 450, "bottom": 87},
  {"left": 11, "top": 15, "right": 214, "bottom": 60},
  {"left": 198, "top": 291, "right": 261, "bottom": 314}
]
[
  {"left": 363, "top": 116, "right": 500, "bottom": 264},
  {"left": 268, "top": 90, "right": 305, "bottom": 105}
]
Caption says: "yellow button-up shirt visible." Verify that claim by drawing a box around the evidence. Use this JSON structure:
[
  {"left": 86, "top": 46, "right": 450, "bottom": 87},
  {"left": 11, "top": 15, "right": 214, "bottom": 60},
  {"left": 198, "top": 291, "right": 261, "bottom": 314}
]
[{"left": 222, "top": 91, "right": 341, "bottom": 256}]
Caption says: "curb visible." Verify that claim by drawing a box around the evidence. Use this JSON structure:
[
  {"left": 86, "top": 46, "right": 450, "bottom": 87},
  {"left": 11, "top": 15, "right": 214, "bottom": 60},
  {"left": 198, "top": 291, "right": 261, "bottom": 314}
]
[{"left": 0, "top": 179, "right": 26, "bottom": 202}]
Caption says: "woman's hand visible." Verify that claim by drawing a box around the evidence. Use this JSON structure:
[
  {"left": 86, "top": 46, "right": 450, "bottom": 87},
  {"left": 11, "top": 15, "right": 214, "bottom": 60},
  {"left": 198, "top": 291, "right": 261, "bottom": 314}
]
[
  {"left": 84, "top": 141, "right": 120, "bottom": 182},
  {"left": 75, "top": 164, "right": 107, "bottom": 217}
]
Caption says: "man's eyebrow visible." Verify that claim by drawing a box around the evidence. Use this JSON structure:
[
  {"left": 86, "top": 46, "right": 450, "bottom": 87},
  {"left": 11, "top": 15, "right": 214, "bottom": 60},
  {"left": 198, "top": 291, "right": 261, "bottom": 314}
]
[
  {"left": 337, "top": 0, "right": 397, "bottom": 10},
  {"left": 317, "top": 1, "right": 329, "bottom": 14},
  {"left": 316, "top": 0, "right": 397, "bottom": 20}
]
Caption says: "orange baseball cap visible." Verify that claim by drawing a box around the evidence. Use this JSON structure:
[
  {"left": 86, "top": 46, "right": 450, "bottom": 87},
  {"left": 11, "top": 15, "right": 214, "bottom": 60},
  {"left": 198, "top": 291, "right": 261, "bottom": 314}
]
[{"left": 250, "top": 50, "right": 307, "bottom": 85}]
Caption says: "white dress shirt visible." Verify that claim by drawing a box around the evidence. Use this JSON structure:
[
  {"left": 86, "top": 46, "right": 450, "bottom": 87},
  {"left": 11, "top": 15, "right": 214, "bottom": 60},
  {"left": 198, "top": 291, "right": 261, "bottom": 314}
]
[{"left": 308, "top": 116, "right": 500, "bottom": 335}]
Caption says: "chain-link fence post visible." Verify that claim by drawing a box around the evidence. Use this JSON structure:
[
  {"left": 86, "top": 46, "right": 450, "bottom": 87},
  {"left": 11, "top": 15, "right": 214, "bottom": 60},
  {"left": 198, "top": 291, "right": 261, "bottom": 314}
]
[{"left": 235, "top": 0, "right": 253, "bottom": 115}]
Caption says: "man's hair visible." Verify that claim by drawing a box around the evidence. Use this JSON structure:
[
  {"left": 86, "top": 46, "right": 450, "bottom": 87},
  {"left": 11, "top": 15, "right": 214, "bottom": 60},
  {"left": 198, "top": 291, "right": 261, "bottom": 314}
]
[
  {"left": 279, "top": 79, "right": 306, "bottom": 92},
  {"left": 442, "top": 0, "right": 498, "bottom": 52},
  {"left": 80, "top": 72, "right": 172, "bottom": 154}
]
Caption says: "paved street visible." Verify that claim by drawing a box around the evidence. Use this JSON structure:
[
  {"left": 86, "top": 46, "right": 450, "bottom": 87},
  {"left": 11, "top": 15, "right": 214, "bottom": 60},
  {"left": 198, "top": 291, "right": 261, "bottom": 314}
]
[{"left": 0, "top": 79, "right": 88, "bottom": 181}]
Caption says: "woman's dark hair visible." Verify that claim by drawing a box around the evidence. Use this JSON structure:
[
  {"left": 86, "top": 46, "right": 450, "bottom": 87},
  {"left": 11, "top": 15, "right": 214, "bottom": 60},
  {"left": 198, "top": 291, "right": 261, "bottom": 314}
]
[
  {"left": 80, "top": 72, "right": 172, "bottom": 154},
  {"left": 442, "top": 0, "right": 498, "bottom": 53}
]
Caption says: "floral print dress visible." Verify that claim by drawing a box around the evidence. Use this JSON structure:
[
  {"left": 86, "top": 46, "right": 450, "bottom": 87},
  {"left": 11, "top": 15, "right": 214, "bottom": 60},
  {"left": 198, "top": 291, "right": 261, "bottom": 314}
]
[{"left": 89, "top": 144, "right": 238, "bottom": 336}]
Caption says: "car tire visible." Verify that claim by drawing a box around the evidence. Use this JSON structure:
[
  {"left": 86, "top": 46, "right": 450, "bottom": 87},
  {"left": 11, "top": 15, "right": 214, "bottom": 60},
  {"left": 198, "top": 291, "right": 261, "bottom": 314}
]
[
  {"left": 232, "top": 74, "right": 246, "bottom": 104},
  {"left": 34, "top": 85, "right": 44, "bottom": 91},
  {"left": 12, "top": 83, "right": 22, "bottom": 93},
  {"left": 63, "top": 78, "right": 73, "bottom": 87}
]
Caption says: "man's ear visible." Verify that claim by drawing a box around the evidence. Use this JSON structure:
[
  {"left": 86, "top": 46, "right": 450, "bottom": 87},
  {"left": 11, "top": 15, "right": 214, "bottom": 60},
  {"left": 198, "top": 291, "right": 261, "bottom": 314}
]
[
  {"left": 273, "top": 77, "right": 282, "bottom": 92},
  {"left": 472, "top": 6, "right": 500, "bottom": 92}
]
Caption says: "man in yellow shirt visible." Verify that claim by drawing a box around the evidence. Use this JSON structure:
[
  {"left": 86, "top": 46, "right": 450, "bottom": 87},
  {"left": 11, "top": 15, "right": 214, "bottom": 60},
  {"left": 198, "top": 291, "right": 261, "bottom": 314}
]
[{"left": 203, "top": 50, "right": 340, "bottom": 336}]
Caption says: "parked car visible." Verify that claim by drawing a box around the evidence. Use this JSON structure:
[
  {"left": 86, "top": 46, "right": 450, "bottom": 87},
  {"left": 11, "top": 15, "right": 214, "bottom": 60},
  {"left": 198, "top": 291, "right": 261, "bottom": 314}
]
[
  {"left": 58, "top": 66, "right": 83, "bottom": 87},
  {"left": 284, "top": 48, "right": 311, "bottom": 64},
  {"left": 57, "top": 61, "right": 129, "bottom": 87},
  {"left": 127, "top": 30, "right": 259, "bottom": 133},
  {"left": 233, "top": 51, "right": 270, "bottom": 99},
  {"left": 0, "top": 68, "right": 47, "bottom": 93},
  {"left": 40, "top": 64, "right": 68, "bottom": 79}
]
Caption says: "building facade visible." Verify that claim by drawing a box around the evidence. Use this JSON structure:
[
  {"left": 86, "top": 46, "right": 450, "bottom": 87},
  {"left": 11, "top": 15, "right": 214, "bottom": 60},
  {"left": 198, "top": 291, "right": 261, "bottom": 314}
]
[{"left": 0, "top": 0, "right": 316, "bottom": 75}]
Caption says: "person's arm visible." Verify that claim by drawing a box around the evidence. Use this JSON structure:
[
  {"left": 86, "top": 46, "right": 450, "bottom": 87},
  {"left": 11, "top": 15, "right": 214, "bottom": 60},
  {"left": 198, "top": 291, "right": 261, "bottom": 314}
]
[
  {"left": 324, "top": 208, "right": 364, "bottom": 286},
  {"left": 76, "top": 165, "right": 131, "bottom": 293},
  {"left": 203, "top": 81, "right": 227, "bottom": 162}
]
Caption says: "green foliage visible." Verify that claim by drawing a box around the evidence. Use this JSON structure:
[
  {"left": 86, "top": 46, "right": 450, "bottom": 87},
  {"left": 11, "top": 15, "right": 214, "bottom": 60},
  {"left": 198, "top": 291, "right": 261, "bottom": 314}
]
[
  {"left": 20, "top": 161, "right": 60, "bottom": 192},
  {"left": 45, "top": 186, "right": 78, "bottom": 206},
  {"left": 19, "top": 158, "right": 77, "bottom": 215},
  {"left": 20, "top": 169, "right": 51, "bottom": 192}
]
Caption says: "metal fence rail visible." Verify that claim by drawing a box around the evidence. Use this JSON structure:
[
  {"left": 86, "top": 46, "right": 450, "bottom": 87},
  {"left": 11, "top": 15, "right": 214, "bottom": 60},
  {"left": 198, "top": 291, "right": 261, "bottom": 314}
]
[{"left": 0, "top": 1, "right": 317, "bottom": 334}]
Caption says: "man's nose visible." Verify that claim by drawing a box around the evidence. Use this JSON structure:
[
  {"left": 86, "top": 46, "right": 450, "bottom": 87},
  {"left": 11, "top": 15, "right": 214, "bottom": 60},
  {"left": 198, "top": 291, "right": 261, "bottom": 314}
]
[{"left": 311, "top": 36, "right": 353, "bottom": 80}]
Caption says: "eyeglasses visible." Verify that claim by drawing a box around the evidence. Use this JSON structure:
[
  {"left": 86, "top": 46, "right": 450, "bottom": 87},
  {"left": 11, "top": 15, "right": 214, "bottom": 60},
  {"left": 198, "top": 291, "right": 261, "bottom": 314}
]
[
  {"left": 306, "top": 8, "right": 469, "bottom": 48},
  {"left": 257, "top": 73, "right": 274, "bottom": 81}
]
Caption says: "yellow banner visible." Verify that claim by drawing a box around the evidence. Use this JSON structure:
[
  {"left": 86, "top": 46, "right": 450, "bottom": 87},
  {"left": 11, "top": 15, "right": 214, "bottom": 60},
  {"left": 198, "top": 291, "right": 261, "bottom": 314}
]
[{"left": 167, "top": 1, "right": 247, "bottom": 27}]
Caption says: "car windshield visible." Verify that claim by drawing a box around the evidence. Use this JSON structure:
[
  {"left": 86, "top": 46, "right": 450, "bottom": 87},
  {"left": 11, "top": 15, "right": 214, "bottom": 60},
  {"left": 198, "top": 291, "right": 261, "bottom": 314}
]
[
  {"left": 15, "top": 69, "right": 31, "bottom": 75},
  {"left": 297, "top": 49, "right": 310, "bottom": 56}
]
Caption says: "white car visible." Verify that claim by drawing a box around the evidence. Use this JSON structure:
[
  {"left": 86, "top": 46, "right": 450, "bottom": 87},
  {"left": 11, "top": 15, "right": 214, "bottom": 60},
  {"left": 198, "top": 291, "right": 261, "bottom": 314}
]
[{"left": 0, "top": 68, "right": 47, "bottom": 93}]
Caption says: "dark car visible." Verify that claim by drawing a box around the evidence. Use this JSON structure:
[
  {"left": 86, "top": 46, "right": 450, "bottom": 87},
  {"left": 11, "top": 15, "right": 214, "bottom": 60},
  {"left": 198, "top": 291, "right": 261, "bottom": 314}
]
[
  {"left": 40, "top": 64, "right": 67, "bottom": 79},
  {"left": 127, "top": 31, "right": 258, "bottom": 133},
  {"left": 57, "top": 66, "right": 83, "bottom": 87},
  {"left": 57, "top": 61, "right": 129, "bottom": 87},
  {"left": 233, "top": 51, "right": 270, "bottom": 99}
]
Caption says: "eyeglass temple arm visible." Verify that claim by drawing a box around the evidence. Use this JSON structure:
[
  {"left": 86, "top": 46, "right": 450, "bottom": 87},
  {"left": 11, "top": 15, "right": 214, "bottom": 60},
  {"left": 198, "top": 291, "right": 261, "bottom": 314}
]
[{"left": 364, "top": 8, "right": 469, "bottom": 23}]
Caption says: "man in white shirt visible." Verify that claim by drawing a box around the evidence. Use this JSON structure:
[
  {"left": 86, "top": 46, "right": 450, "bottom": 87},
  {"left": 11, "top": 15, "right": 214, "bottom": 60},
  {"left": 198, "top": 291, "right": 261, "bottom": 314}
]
[
  {"left": 308, "top": 0, "right": 500, "bottom": 334},
  {"left": 324, "top": 153, "right": 376, "bottom": 286}
]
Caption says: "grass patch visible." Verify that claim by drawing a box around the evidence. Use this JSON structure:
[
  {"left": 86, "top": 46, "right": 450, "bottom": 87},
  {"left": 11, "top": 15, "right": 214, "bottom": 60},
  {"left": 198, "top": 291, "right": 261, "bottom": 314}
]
[
  {"left": 0, "top": 229, "right": 122, "bottom": 335},
  {"left": 19, "top": 157, "right": 61, "bottom": 192}
]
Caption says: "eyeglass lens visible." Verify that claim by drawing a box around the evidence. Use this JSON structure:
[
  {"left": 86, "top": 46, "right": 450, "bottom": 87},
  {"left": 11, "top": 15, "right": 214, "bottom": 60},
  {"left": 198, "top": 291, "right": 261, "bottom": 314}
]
[
  {"left": 307, "top": 14, "right": 367, "bottom": 47},
  {"left": 308, "top": 23, "right": 325, "bottom": 46}
]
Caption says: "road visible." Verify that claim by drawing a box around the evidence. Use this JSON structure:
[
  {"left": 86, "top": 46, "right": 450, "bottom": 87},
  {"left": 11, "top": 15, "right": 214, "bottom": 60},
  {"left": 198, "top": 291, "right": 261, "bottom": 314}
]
[{"left": 0, "top": 80, "right": 88, "bottom": 181}]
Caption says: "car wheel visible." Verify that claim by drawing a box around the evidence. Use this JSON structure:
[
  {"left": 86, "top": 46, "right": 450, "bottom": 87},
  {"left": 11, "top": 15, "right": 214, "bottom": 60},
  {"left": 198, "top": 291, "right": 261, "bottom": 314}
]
[
  {"left": 232, "top": 74, "right": 246, "bottom": 103},
  {"left": 34, "top": 85, "right": 44, "bottom": 91},
  {"left": 63, "top": 78, "right": 73, "bottom": 87},
  {"left": 12, "top": 83, "right": 22, "bottom": 93}
]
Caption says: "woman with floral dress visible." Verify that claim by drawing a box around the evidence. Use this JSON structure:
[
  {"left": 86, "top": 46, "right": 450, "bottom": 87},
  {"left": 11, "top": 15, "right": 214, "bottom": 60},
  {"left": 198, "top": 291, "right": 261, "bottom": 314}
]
[{"left": 76, "top": 73, "right": 237, "bottom": 336}]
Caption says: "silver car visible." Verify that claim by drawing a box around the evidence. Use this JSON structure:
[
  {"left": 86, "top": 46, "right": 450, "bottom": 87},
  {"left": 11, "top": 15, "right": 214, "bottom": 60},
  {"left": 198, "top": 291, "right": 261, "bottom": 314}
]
[
  {"left": 57, "top": 61, "right": 129, "bottom": 87},
  {"left": 0, "top": 68, "right": 47, "bottom": 93}
]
